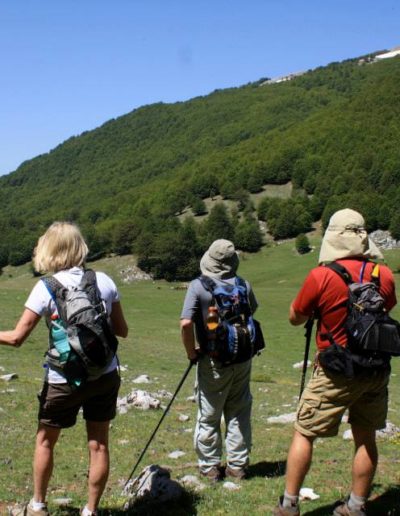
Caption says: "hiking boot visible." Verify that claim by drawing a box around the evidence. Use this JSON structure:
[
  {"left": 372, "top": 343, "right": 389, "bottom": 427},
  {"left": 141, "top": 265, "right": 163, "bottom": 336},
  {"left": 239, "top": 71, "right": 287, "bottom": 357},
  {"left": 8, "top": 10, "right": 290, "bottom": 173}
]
[
  {"left": 9, "top": 500, "right": 50, "bottom": 516},
  {"left": 225, "top": 465, "right": 248, "bottom": 480},
  {"left": 199, "top": 465, "right": 223, "bottom": 482},
  {"left": 272, "top": 496, "right": 300, "bottom": 516},
  {"left": 333, "top": 501, "right": 366, "bottom": 516}
]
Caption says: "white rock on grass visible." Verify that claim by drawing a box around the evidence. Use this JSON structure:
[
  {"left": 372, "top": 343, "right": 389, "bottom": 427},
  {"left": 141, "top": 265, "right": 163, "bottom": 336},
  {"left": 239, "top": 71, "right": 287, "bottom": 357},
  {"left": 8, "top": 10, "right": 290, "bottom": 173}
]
[
  {"left": 377, "top": 422, "right": 400, "bottom": 438},
  {"left": 267, "top": 412, "right": 297, "bottom": 424},
  {"left": 53, "top": 498, "right": 73, "bottom": 506},
  {"left": 343, "top": 421, "right": 400, "bottom": 441},
  {"left": 124, "top": 465, "right": 183, "bottom": 506},
  {"left": 133, "top": 374, "right": 151, "bottom": 384},
  {"left": 223, "top": 481, "right": 241, "bottom": 491},
  {"left": 168, "top": 450, "right": 186, "bottom": 459},
  {"left": 180, "top": 475, "right": 206, "bottom": 491},
  {"left": 0, "top": 374, "right": 18, "bottom": 381},
  {"left": 153, "top": 389, "right": 173, "bottom": 398},
  {"left": 343, "top": 429, "right": 353, "bottom": 440},
  {"left": 300, "top": 487, "right": 320, "bottom": 501},
  {"left": 117, "top": 389, "right": 160, "bottom": 413},
  {"left": 293, "top": 360, "right": 312, "bottom": 369},
  {"left": 178, "top": 414, "right": 190, "bottom": 422}
]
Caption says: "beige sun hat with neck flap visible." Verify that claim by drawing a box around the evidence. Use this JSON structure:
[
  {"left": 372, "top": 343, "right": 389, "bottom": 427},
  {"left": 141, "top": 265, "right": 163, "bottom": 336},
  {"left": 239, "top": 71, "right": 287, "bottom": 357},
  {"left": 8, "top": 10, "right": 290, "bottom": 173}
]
[
  {"left": 318, "top": 208, "right": 383, "bottom": 264},
  {"left": 200, "top": 239, "right": 239, "bottom": 280}
]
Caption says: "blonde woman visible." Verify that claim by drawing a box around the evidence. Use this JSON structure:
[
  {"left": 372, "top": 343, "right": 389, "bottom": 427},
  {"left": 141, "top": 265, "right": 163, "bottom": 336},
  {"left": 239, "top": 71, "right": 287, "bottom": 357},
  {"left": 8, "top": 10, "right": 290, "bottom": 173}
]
[{"left": 0, "top": 222, "right": 128, "bottom": 516}]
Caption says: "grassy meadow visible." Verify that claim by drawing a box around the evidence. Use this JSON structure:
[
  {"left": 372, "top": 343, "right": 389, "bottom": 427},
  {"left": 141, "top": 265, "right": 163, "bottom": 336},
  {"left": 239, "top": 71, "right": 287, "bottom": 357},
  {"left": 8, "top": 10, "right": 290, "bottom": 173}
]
[{"left": 0, "top": 238, "right": 400, "bottom": 515}]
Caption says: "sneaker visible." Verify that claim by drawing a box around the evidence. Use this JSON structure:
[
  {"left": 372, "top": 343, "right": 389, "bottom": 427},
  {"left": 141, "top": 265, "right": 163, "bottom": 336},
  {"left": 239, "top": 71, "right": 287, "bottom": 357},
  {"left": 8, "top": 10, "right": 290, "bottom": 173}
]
[
  {"left": 80, "top": 508, "right": 98, "bottom": 516},
  {"left": 9, "top": 501, "right": 50, "bottom": 516},
  {"left": 272, "top": 496, "right": 300, "bottom": 516},
  {"left": 199, "top": 465, "right": 223, "bottom": 482},
  {"left": 333, "top": 501, "right": 366, "bottom": 516},
  {"left": 225, "top": 465, "right": 248, "bottom": 480}
]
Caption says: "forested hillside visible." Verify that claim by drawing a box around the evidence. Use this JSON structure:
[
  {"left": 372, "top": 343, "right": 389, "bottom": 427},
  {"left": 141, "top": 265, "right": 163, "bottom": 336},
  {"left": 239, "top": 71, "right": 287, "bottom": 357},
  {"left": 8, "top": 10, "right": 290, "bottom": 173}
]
[{"left": 1, "top": 52, "right": 400, "bottom": 279}]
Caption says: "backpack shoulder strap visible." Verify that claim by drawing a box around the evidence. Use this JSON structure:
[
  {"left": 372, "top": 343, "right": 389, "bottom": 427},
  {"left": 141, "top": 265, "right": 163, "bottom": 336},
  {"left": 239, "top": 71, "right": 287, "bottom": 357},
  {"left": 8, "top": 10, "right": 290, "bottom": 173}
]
[
  {"left": 235, "top": 276, "right": 247, "bottom": 291},
  {"left": 325, "top": 262, "right": 352, "bottom": 285},
  {"left": 41, "top": 275, "right": 65, "bottom": 299},
  {"left": 79, "top": 268, "right": 96, "bottom": 286},
  {"left": 79, "top": 269, "right": 102, "bottom": 304},
  {"left": 41, "top": 276, "right": 67, "bottom": 321},
  {"left": 199, "top": 275, "right": 216, "bottom": 294}
]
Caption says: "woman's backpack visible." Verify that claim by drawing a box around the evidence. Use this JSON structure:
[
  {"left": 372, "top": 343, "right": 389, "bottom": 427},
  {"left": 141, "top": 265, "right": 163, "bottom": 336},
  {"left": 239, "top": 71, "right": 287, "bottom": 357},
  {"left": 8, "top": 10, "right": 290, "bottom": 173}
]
[
  {"left": 199, "top": 275, "right": 265, "bottom": 365},
  {"left": 42, "top": 269, "right": 118, "bottom": 387}
]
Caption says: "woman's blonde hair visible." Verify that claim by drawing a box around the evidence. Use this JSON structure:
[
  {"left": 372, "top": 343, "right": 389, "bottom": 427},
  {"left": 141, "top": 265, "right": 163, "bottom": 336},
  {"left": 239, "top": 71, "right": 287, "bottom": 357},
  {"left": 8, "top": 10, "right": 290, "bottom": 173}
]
[{"left": 33, "top": 221, "right": 89, "bottom": 273}]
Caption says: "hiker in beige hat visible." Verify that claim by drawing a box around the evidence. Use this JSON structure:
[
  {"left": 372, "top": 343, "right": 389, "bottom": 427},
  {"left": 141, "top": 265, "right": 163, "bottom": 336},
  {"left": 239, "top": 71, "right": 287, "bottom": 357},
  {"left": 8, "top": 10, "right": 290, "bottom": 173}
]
[
  {"left": 180, "top": 239, "right": 260, "bottom": 482},
  {"left": 274, "top": 209, "right": 396, "bottom": 516}
]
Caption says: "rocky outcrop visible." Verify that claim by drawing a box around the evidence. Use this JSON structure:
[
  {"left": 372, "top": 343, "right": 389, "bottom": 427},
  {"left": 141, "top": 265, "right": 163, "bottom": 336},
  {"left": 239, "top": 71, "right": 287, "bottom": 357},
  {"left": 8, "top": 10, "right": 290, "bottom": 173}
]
[{"left": 370, "top": 230, "right": 400, "bottom": 250}]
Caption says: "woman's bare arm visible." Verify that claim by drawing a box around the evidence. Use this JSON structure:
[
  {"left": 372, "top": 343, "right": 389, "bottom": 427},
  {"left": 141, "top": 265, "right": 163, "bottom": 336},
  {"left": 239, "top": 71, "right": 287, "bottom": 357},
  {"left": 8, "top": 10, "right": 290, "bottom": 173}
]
[
  {"left": 0, "top": 308, "right": 41, "bottom": 347},
  {"left": 110, "top": 301, "right": 128, "bottom": 338}
]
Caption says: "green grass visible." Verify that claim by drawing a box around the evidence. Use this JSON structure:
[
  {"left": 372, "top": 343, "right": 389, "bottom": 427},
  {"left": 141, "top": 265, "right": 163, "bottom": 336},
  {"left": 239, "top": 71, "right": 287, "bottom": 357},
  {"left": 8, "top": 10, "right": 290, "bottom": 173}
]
[{"left": 1, "top": 241, "right": 400, "bottom": 515}]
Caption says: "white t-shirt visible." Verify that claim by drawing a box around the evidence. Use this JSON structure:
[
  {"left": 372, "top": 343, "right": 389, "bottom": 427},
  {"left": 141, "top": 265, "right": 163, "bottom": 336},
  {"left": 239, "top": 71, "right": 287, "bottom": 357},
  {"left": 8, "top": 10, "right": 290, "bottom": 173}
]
[{"left": 25, "top": 267, "right": 120, "bottom": 384}]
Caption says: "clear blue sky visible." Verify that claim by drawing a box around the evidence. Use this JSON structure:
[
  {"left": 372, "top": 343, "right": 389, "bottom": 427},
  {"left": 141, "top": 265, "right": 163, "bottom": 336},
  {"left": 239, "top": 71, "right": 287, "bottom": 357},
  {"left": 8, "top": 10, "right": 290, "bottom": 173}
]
[{"left": 1, "top": 0, "right": 398, "bottom": 176}]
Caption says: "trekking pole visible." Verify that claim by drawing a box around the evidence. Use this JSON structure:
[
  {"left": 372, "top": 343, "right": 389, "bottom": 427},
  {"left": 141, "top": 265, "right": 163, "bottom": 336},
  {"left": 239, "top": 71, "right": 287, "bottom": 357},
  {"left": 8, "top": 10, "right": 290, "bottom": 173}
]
[
  {"left": 123, "top": 360, "right": 195, "bottom": 491},
  {"left": 299, "top": 318, "right": 314, "bottom": 399}
]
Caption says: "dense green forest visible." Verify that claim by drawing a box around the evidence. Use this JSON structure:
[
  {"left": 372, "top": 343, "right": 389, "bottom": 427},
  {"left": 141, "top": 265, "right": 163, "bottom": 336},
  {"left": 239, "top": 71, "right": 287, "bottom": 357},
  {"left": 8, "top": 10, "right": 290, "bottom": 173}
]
[{"left": 1, "top": 52, "right": 400, "bottom": 279}]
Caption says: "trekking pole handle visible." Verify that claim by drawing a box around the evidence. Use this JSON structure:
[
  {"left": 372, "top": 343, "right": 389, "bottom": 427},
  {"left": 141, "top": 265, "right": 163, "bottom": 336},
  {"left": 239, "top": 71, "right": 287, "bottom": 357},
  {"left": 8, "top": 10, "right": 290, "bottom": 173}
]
[{"left": 123, "top": 360, "right": 194, "bottom": 490}]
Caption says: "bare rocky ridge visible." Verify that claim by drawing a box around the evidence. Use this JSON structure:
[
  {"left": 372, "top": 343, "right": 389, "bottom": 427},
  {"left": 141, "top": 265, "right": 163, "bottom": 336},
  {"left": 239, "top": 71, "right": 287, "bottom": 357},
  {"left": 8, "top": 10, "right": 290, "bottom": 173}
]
[{"left": 370, "top": 230, "right": 400, "bottom": 250}]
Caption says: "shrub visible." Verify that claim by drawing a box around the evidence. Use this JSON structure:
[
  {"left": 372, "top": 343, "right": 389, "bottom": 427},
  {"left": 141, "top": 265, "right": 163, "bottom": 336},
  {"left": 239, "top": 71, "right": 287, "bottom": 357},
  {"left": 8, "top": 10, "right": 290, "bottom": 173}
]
[{"left": 295, "top": 233, "right": 311, "bottom": 254}]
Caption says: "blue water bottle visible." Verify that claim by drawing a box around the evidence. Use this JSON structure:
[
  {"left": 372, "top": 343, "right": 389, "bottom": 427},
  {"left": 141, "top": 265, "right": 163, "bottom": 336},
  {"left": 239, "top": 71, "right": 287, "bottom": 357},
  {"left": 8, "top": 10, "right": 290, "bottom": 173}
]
[{"left": 50, "top": 314, "right": 70, "bottom": 363}]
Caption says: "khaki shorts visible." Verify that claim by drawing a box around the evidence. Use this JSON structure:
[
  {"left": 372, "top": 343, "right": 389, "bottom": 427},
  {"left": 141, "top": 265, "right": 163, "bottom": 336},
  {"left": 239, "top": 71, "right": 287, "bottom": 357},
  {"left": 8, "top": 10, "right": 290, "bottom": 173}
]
[
  {"left": 295, "top": 366, "right": 389, "bottom": 438},
  {"left": 38, "top": 369, "right": 121, "bottom": 428}
]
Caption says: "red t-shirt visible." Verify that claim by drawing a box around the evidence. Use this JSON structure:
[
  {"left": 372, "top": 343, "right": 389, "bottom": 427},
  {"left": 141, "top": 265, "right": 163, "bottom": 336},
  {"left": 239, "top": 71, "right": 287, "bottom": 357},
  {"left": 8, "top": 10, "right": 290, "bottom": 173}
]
[{"left": 292, "top": 259, "right": 397, "bottom": 350}]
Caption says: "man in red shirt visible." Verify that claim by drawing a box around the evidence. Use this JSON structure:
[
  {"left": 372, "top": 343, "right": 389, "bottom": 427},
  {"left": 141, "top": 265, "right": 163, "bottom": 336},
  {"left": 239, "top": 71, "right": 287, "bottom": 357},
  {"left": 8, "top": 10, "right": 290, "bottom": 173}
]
[{"left": 274, "top": 209, "right": 397, "bottom": 516}]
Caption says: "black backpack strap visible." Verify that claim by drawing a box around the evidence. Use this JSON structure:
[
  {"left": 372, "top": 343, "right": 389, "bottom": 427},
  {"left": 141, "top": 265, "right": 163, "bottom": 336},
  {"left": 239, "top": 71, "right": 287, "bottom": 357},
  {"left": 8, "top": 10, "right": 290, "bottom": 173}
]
[
  {"left": 80, "top": 269, "right": 102, "bottom": 306},
  {"left": 319, "top": 263, "right": 351, "bottom": 346},
  {"left": 42, "top": 276, "right": 65, "bottom": 300},
  {"left": 325, "top": 262, "right": 352, "bottom": 285},
  {"left": 198, "top": 275, "right": 216, "bottom": 294},
  {"left": 235, "top": 276, "right": 247, "bottom": 292},
  {"left": 41, "top": 276, "right": 67, "bottom": 320}
]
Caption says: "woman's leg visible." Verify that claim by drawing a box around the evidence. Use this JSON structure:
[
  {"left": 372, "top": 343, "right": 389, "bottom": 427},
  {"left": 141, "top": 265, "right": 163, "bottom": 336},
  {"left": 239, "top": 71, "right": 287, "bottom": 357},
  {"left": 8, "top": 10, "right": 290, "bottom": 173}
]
[
  {"left": 86, "top": 420, "right": 110, "bottom": 512},
  {"left": 33, "top": 424, "right": 61, "bottom": 502}
]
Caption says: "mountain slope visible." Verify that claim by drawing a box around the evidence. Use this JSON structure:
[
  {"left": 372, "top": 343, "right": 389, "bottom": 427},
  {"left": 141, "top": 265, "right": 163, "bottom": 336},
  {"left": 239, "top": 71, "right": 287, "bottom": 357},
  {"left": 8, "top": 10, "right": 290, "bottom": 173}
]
[{"left": 1, "top": 53, "right": 399, "bottom": 273}]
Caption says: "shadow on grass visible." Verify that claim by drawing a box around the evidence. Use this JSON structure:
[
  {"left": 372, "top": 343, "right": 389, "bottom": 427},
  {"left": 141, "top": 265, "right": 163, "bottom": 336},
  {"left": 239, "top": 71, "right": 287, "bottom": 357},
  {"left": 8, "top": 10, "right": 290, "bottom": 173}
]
[
  {"left": 367, "top": 485, "right": 400, "bottom": 516},
  {"left": 53, "top": 489, "right": 201, "bottom": 515},
  {"left": 247, "top": 459, "right": 286, "bottom": 478},
  {"left": 302, "top": 485, "right": 400, "bottom": 516}
]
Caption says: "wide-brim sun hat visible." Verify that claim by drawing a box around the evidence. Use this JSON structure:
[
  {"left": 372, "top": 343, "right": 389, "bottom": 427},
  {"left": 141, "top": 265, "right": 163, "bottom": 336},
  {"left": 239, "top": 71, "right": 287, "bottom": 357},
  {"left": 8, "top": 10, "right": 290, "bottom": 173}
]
[
  {"left": 200, "top": 239, "right": 239, "bottom": 279},
  {"left": 318, "top": 208, "right": 383, "bottom": 264}
]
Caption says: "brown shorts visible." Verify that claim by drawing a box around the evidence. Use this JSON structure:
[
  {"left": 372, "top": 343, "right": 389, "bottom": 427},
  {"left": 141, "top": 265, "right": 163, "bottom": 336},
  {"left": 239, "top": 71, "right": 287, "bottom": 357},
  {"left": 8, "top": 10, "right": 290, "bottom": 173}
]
[
  {"left": 295, "top": 366, "right": 389, "bottom": 438},
  {"left": 38, "top": 369, "right": 121, "bottom": 428}
]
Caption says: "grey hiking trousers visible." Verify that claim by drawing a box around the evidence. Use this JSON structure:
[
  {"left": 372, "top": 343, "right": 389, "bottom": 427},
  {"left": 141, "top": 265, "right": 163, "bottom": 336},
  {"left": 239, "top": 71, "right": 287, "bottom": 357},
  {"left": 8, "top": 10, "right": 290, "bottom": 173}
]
[{"left": 194, "top": 355, "right": 252, "bottom": 471}]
